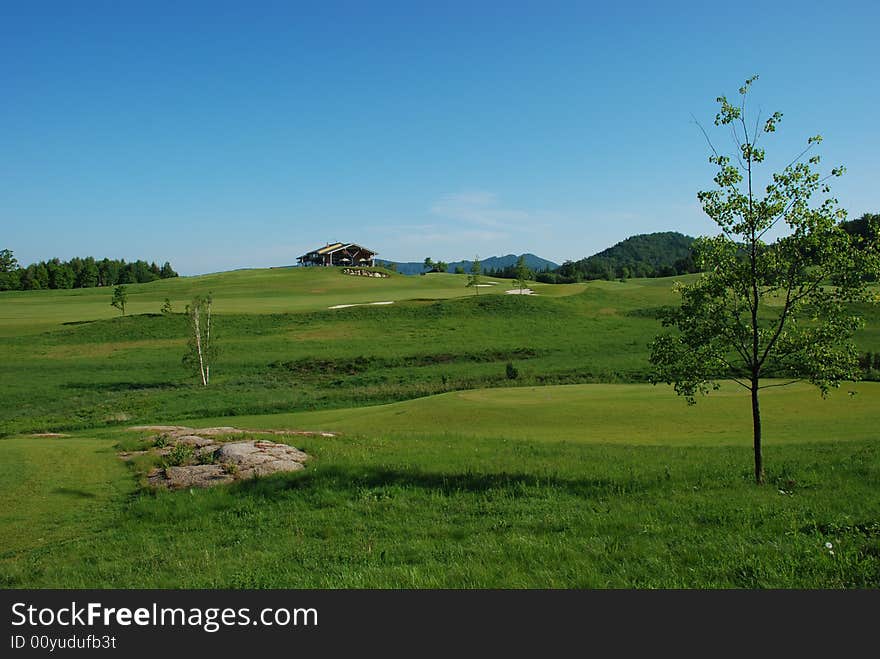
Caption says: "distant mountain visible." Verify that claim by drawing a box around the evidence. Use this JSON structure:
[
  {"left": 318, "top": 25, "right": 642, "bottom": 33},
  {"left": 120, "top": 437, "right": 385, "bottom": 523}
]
[
  {"left": 375, "top": 233, "right": 696, "bottom": 281},
  {"left": 374, "top": 260, "right": 428, "bottom": 275},
  {"left": 554, "top": 232, "right": 697, "bottom": 281},
  {"left": 452, "top": 253, "right": 559, "bottom": 274},
  {"left": 377, "top": 253, "right": 559, "bottom": 275}
]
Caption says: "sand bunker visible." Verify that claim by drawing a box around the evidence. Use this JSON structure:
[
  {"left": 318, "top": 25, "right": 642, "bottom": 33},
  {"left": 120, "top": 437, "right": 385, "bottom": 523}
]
[
  {"left": 328, "top": 301, "right": 395, "bottom": 309},
  {"left": 505, "top": 288, "right": 535, "bottom": 295}
]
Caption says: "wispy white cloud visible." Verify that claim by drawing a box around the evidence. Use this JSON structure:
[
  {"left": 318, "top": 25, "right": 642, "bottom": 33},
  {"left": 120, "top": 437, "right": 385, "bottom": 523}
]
[
  {"left": 370, "top": 223, "right": 442, "bottom": 234},
  {"left": 421, "top": 229, "right": 508, "bottom": 243},
  {"left": 375, "top": 225, "right": 507, "bottom": 255},
  {"left": 367, "top": 191, "right": 577, "bottom": 262},
  {"left": 430, "top": 190, "right": 531, "bottom": 228}
]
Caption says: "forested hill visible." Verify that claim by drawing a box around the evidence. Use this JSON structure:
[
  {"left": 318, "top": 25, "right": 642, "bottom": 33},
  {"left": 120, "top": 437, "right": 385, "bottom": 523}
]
[{"left": 551, "top": 232, "right": 697, "bottom": 282}]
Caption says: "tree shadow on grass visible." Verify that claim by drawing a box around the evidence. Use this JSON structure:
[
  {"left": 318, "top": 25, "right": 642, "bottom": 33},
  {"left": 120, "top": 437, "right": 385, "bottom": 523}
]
[
  {"left": 51, "top": 487, "right": 97, "bottom": 499},
  {"left": 231, "top": 465, "right": 648, "bottom": 500},
  {"left": 62, "top": 381, "right": 179, "bottom": 392}
]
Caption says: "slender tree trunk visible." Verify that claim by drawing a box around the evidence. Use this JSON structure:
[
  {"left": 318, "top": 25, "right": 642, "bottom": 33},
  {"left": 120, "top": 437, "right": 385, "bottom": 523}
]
[
  {"left": 745, "top": 137, "right": 764, "bottom": 485},
  {"left": 751, "top": 377, "right": 764, "bottom": 485},
  {"left": 193, "top": 306, "right": 206, "bottom": 386},
  {"left": 205, "top": 301, "right": 212, "bottom": 385}
]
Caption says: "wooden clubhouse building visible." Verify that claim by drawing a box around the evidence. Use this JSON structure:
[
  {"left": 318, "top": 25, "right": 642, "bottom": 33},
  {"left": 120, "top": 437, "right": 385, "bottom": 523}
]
[{"left": 296, "top": 242, "right": 378, "bottom": 267}]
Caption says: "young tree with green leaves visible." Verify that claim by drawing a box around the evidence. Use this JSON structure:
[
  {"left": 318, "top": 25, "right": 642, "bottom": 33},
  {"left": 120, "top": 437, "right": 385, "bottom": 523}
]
[
  {"left": 110, "top": 285, "right": 128, "bottom": 315},
  {"left": 514, "top": 255, "right": 531, "bottom": 294},
  {"left": 184, "top": 294, "right": 216, "bottom": 386},
  {"left": 466, "top": 255, "right": 482, "bottom": 295},
  {"left": 650, "top": 76, "right": 880, "bottom": 485}
]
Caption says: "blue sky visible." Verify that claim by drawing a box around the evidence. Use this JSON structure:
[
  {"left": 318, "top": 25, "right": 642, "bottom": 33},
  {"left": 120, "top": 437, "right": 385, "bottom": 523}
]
[{"left": 2, "top": 1, "right": 877, "bottom": 275}]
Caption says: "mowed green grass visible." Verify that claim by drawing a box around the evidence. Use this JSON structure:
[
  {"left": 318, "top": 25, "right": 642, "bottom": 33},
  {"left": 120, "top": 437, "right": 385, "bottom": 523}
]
[
  {"left": 195, "top": 381, "right": 880, "bottom": 446},
  {"left": 2, "top": 272, "right": 875, "bottom": 437},
  {"left": 0, "top": 267, "right": 585, "bottom": 337},
  {"left": 1, "top": 383, "right": 878, "bottom": 588},
  {"left": 0, "top": 277, "right": 670, "bottom": 435},
  {"left": 0, "top": 267, "right": 878, "bottom": 588},
  {"left": 0, "top": 437, "right": 133, "bottom": 555}
]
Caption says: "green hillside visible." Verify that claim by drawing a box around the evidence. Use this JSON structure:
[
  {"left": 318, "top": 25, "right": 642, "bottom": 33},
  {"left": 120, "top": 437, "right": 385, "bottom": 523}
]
[
  {"left": 0, "top": 273, "right": 665, "bottom": 436},
  {"left": 558, "top": 231, "right": 696, "bottom": 281},
  {"left": 199, "top": 380, "right": 880, "bottom": 447},
  {"left": 1, "top": 264, "right": 878, "bottom": 589},
  {"left": 1, "top": 268, "right": 876, "bottom": 437},
  {"left": 0, "top": 266, "right": 584, "bottom": 337}
]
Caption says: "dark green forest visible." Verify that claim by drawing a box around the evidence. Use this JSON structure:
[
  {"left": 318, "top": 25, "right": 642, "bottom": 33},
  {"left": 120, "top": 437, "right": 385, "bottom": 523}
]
[
  {"left": 0, "top": 251, "right": 178, "bottom": 291},
  {"left": 841, "top": 213, "right": 879, "bottom": 241}
]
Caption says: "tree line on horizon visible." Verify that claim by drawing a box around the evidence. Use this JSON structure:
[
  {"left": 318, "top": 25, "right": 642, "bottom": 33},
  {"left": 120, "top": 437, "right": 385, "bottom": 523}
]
[
  {"left": 1, "top": 214, "right": 875, "bottom": 292},
  {"left": 452, "top": 232, "right": 699, "bottom": 283},
  {"left": 0, "top": 250, "right": 178, "bottom": 291}
]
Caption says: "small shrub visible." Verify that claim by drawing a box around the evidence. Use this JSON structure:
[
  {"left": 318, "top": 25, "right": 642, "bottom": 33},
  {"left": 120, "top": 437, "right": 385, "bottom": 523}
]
[
  {"left": 165, "top": 443, "right": 194, "bottom": 467},
  {"left": 506, "top": 362, "right": 519, "bottom": 380},
  {"left": 221, "top": 462, "right": 238, "bottom": 475},
  {"left": 197, "top": 450, "right": 217, "bottom": 465},
  {"left": 153, "top": 434, "right": 170, "bottom": 448}
]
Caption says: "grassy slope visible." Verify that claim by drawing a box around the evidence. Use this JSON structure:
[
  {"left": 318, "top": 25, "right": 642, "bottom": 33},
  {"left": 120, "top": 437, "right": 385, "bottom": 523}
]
[
  {"left": 0, "top": 268, "right": 878, "bottom": 588},
  {"left": 0, "top": 437, "right": 132, "bottom": 555},
  {"left": 195, "top": 381, "right": 880, "bottom": 446},
  {"left": 0, "top": 267, "right": 586, "bottom": 337},
  {"left": 2, "top": 272, "right": 874, "bottom": 436},
  {"left": 1, "top": 410, "right": 878, "bottom": 588},
  {"left": 0, "top": 278, "right": 660, "bottom": 435}
]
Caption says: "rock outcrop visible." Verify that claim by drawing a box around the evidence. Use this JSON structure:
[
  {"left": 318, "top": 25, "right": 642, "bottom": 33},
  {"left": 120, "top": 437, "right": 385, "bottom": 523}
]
[
  {"left": 341, "top": 267, "right": 388, "bottom": 278},
  {"left": 128, "top": 425, "right": 322, "bottom": 490},
  {"left": 216, "top": 441, "right": 309, "bottom": 479},
  {"left": 153, "top": 464, "right": 235, "bottom": 489}
]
